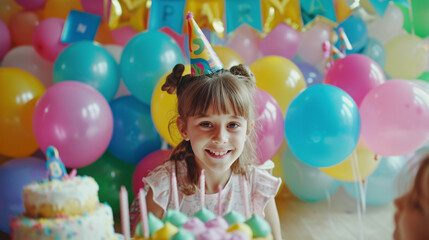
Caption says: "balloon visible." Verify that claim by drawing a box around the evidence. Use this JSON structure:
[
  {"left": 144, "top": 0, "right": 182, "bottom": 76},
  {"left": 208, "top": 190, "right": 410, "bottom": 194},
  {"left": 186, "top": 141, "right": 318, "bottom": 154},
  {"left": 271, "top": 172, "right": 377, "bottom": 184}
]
[
  {"left": 120, "top": 31, "right": 185, "bottom": 105},
  {"left": 384, "top": 34, "right": 427, "bottom": 79},
  {"left": 53, "top": 41, "right": 120, "bottom": 101},
  {"left": 360, "top": 79, "right": 429, "bottom": 156},
  {"left": 78, "top": 151, "right": 135, "bottom": 213},
  {"left": 324, "top": 54, "right": 386, "bottom": 107},
  {"left": 367, "top": 4, "right": 404, "bottom": 44},
  {"left": 213, "top": 46, "right": 244, "bottom": 70},
  {"left": 251, "top": 56, "right": 306, "bottom": 114},
  {"left": 297, "top": 21, "right": 332, "bottom": 65},
  {"left": 0, "top": 19, "right": 11, "bottom": 61},
  {"left": 0, "top": 68, "right": 45, "bottom": 158},
  {"left": 104, "top": 44, "right": 131, "bottom": 99},
  {"left": 80, "top": 0, "right": 109, "bottom": 20},
  {"left": 282, "top": 146, "right": 340, "bottom": 202},
  {"left": 151, "top": 66, "right": 190, "bottom": 146},
  {"left": 320, "top": 146, "right": 379, "bottom": 181},
  {"left": 0, "top": 0, "right": 22, "bottom": 24},
  {"left": 32, "top": 17, "right": 68, "bottom": 62},
  {"left": 226, "top": 25, "right": 260, "bottom": 65},
  {"left": 132, "top": 149, "right": 172, "bottom": 195},
  {"left": 32, "top": 81, "right": 113, "bottom": 168},
  {"left": 15, "top": 0, "right": 46, "bottom": 10},
  {"left": 335, "top": 15, "right": 368, "bottom": 54},
  {"left": 398, "top": 0, "right": 429, "bottom": 38},
  {"left": 418, "top": 71, "right": 429, "bottom": 82},
  {"left": 342, "top": 155, "right": 409, "bottom": 205},
  {"left": 293, "top": 61, "right": 323, "bottom": 87},
  {"left": 2, "top": 46, "right": 54, "bottom": 88},
  {"left": 0, "top": 157, "right": 46, "bottom": 233},
  {"left": 285, "top": 84, "right": 360, "bottom": 168},
  {"left": 255, "top": 89, "right": 284, "bottom": 163},
  {"left": 9, "top": 10, "right": 41, "bottom": 46},
  {"left": 108, "top": 96, "right": 162, "bottom": 164},
  {"left": 359, "top": 38, "right": 386, "bottom": 68},
  {"left": 259, "top": 23, "right": 301, "bottom": 60},
  {"left": 43, "top": 0, "right": 82, "bottom": 19},
  {"left": 111, "top": 26, "right": 137, "bottom": 46}
]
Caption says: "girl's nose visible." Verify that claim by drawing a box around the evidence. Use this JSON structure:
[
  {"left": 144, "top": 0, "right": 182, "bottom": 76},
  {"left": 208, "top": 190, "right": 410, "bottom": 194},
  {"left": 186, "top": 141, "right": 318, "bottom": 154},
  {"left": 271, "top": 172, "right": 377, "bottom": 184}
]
[
  {"left": 212, "top": 127, "right": 228, "bottom": 144},
  {"left": 394, "top": 194, "right": 406, "bottom": 210}
]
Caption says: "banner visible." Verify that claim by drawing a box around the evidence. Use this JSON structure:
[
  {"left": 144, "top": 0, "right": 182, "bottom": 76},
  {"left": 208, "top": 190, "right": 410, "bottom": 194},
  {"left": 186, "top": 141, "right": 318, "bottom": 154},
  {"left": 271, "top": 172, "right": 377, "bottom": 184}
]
[
  {"left": 301, "top": 0, "right": 337, "bottom": 27},
  {"left": 186, "top": 0, "right": 224, "bottom": 38},
  {"left": 225, "top": 0, "right": 262, "bottom": 34},
  {"left": 149, "top": 0, "right": 186, "bottom": 33}
]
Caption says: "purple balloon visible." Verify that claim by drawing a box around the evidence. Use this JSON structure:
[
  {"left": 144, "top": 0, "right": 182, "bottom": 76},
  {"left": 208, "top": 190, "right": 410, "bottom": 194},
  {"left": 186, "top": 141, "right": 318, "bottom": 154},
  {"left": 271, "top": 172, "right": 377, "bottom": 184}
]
[
  {"left": 294, "top": 61, "right": 323, "bottom": 87},
  {"left": 255, "top": 89, "right": 285, "bottom": 163},
  {"left": 260, "top": 23, "right": 301, "bottom": 60},
  {"left": 15, "top": 0, "right": 46, "bottom": 10},
  {"left": 0, "top": 19, "right": 11, "bottom": 61},
  {"left": 32, "top": 81, "right": 114, "bottom": 168},
  {"left": 0, "top": 158, "right": 47, "bottom": 233}
]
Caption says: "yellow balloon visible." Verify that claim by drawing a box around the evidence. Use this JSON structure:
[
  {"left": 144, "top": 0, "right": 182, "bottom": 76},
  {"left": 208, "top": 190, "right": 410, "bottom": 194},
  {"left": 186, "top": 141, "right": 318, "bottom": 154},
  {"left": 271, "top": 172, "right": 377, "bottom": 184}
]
[
  {"left": 250, "top": 56, "right": 305, "bottom": 114},
  {"left": 0, "top": 67, "right": 46, "bottom": 157},
  {"left": 213, "top": 46, "right": 244, "bottom": 70},
  {"left": 151, "top": 65, "right": 191, "bottom": 146},
  {"left": 385, "top": 34, "right": 428, "bottom": 79},
  {"left": 319, "top": 146, "right": 380, "bottom": 182},
  {"left": 43, "top": 0, "right": 83, "bottom": 19}
]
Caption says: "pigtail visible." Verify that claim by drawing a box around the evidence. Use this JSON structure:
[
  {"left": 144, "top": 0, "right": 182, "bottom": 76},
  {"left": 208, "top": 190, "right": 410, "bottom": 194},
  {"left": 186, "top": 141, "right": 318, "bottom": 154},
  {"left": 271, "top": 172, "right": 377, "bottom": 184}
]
[
  {"left": 162, "top": 64, "right": 185, "bottom": 94},
  {"left": 229, "top": 64, "right": 256, "bottom": 86}
]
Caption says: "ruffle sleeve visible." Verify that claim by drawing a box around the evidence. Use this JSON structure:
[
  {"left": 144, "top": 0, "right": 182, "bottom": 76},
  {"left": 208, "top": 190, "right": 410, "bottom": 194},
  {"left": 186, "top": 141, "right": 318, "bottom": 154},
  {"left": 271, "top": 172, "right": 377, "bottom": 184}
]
[
  {"left": 251, "top": 160, "right": 282, "bottom": 217},
  {"left": 142, "top": 161, "right": 174, "bottom": 214}
]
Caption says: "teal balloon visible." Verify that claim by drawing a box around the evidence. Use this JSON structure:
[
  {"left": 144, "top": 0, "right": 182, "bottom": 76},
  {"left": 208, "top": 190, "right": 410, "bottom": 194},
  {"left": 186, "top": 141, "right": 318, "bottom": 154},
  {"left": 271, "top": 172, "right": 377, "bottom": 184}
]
[
  {"left": 335, "top": 15, "right": 368, "bottom": 54},
  {"left": 359, "top": 38, "right": 386, "bottom": 68},
  {"left": 120, "top": 31, "right": 185, "bottom": 105},
  {"left": 342, "top": 155, "right": 409, "bottom": 205},
  {"left": 284, "top": 84, "right": 360, "bottom": 167},
  {"left": 53, "top": 41, "right": 120, "bottom": 101},
  {"left": 78, "top": 151, "right": 135, "bottom": 213},
  {"left": 282, "top": 147, "right": 340, "bottom": 202}
]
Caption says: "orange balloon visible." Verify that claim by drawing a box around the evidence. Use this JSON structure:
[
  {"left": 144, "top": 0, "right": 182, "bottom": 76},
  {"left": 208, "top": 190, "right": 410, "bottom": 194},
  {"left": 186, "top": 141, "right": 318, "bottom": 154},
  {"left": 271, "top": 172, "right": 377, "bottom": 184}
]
[
  {"left": 0, "top": 67, "right": 46, "bottom": 157},
  {"left": 151, "top": 65, "right": 191, "bottom": 146},
  {"left": 0, "top": 0, "right": 22, "bottom": 24},
  {"left": 43, "top": 0, "right": 83, "bottom": 19},
  {"left": 213, "top": 46, "right": 244, "bottom": 70},
  {"left": 95, "top": 23, "right": 115, "bottom": 45},
  {"left": 9, "top": 10, "right": 41, "bottom": 46}
]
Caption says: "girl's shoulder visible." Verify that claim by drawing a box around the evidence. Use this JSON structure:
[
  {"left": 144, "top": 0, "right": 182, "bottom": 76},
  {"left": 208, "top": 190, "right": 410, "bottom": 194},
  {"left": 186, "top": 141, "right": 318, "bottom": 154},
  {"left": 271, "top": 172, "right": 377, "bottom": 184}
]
[{"left": 248, "top": 160, "right": 282, "bottom": 198}]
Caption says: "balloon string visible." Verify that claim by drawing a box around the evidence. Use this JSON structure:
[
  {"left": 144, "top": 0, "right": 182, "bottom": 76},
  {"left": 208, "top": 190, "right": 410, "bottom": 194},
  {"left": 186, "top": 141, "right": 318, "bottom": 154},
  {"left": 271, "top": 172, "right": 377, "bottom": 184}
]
[
  {"left": 351, "top": 150, "right": 365, "bottom": 240},
  {"left": 408, "top": 0, "right": 415, "bottom": 36}
]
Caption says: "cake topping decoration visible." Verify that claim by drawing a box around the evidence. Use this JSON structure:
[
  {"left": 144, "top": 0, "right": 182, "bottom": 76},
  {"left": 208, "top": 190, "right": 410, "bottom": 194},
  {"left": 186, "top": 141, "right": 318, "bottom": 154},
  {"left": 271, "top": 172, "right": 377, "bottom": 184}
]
[{"left": 45, "top": 146, "right": 67, "bottom": 181}]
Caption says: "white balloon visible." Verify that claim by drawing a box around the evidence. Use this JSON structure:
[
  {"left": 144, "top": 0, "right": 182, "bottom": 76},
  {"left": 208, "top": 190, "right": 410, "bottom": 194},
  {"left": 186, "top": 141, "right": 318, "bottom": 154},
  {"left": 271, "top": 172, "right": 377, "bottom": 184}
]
[
  {"left": 368, "top": 4, "right": 404, "bottom": 44},
  {"left": 2, "top": 46, "right": 53, "bottom": 88},
  {"left": 104, "top": 44, "right": 131, "bottom": 98}
]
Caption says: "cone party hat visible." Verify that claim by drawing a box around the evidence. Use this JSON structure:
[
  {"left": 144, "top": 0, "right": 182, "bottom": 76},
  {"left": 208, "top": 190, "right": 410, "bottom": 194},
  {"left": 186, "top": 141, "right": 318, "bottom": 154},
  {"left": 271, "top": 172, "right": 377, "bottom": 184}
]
[{"left": 186, "top": 12, "right": 223, "bottom": 77}]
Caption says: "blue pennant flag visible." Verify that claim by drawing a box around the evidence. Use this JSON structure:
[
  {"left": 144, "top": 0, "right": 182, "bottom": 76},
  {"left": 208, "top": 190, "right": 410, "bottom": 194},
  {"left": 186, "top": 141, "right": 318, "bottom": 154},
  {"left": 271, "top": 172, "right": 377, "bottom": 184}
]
[
  {"left": 149, "top": 0, "right": 186, "bottom": 34},
  {"left": 61, "top": 10, "right": 101, "bottom": 43},
  {"left": 225, "top": 0, "right": 262, "bottom": 34},
  {"left": 369, "top": 0, "right": 409, "bottom": 16},
  {"left": 301, "top": 0, "right": 337, "bottom": 26}
]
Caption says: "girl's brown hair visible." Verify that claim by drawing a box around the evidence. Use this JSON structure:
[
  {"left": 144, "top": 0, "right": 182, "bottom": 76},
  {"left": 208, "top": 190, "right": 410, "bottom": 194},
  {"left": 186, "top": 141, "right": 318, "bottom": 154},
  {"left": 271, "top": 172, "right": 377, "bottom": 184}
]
[{"left": 162, "top": 64, "right": 257, "bottom": 194}]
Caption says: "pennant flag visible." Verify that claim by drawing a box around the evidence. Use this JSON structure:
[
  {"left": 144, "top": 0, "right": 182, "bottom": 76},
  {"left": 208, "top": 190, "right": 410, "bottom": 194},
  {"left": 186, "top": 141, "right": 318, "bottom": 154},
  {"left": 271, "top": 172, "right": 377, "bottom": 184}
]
[
  {"left": 61, "top": 10, "right": 101, "bottom": 43},
  {"left": 225, "top": 0, "right": 262, "bottom": 34},
  {"left": 369, "top": 0, "right": 409, "bottom": 16},
  {"left": 261, "top": 0, "right": 302, "bottom": 32},
  {"left": 301, "top": 0, "right": 337, "bottom": 28},
  {"left": 149, "top": 0, "right": 186, "bottom": 33},
  {"left": 185, "top": 0, "right": 225, "bottom": 38}
]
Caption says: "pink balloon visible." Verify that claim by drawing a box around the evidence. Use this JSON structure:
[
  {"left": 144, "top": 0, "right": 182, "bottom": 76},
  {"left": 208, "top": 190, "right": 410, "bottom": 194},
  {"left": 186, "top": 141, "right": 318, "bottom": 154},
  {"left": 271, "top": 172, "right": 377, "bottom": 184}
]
[
  {"left": 111, "top": 26, "right": 137, "bottom": 46},
  {"left": 227, "top": 25, "right": 260, "bottom": 65},
  {"left": 324, "top": 54, "right": 386, "bottom": 106},
  {"left": 297, "top": 21, "right": 332, "bottom": 65},
  {"left": 0, "top": 19, "right": 11, "bottom": 61},
  {"left": 255, "top": 89, "right": 284, "bottom": 163},
  {"left": 80, "top": 0, "right": 111, "bottom": 21},
  {"left": 360, "top": 79, "right": 429, "bottom": 156},
  {"left": 33, "top": 18, "right": 68, "bottom": 62},
  {"left": 32, "top": 81, "right": 114, "bottom": 168},
  {"left": 15, "top": 0, "right": 46, "bottom": 10},
  {"left": 132, "top": 149, "right": 172, "bottom": 195},
  {"left": 259, "top": 23, "right": 301, "bottom": 60}
]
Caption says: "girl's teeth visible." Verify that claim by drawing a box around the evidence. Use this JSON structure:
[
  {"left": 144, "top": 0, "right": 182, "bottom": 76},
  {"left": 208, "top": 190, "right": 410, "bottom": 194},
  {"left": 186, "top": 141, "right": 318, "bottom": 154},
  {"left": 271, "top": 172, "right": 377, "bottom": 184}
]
[{"left": 210, "top": 150, "right": 227, "bottom": 156}]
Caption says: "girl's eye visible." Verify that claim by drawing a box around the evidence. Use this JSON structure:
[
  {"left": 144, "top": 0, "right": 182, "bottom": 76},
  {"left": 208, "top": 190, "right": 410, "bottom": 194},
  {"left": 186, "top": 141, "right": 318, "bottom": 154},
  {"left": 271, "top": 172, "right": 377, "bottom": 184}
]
[
  {"left": 228, "top": 122, "right": 240, "bottom": 128},
  {"left": 200, "top": 122, "right": 212, "bottom": 128}
]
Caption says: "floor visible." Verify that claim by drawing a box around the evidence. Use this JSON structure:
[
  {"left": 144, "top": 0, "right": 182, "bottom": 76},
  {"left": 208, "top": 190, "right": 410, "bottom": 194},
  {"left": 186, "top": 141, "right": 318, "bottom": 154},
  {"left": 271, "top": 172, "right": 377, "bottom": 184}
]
[{"left": 276, "top": 185, "right": 395, "bottom": 240}]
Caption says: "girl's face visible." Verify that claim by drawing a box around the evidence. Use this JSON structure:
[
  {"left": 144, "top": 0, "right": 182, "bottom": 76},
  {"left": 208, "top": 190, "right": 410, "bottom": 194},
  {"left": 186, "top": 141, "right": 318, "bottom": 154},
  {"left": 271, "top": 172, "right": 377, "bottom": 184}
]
[
  {"left": 179, "top": 104, "right": 248, "bottom": 174},
  {"left": 394, "top": 166, "right": 429, "bottom": 240}
]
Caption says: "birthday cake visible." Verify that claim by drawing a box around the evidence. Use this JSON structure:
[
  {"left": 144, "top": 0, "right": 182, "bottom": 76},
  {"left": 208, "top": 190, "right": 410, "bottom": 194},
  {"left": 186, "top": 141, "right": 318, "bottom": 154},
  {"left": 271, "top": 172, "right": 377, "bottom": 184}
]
[{"left": 10, "top": 147, "right": 117, "bottom": 240}]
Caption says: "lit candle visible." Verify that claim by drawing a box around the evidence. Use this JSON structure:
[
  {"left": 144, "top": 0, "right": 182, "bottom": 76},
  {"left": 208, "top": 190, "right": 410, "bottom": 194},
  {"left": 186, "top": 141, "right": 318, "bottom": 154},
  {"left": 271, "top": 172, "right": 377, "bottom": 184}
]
[
  {"left": 120, "top": 186, "right": 131, "bottom": 240},
  {"left": 138, "top": 188, "right": 149, "bottom": 238},
  {"left": 241, "top": 175, "right": 249, "bottom": 219},
  {"left": 217, "top": 185, "right": 222, "bottom": 216},
  {"left": 171, "top": 171, "right": 179, "bottom": 210},
  {"left": 200, "top": 169, "right": 205, "bottom": 209}
]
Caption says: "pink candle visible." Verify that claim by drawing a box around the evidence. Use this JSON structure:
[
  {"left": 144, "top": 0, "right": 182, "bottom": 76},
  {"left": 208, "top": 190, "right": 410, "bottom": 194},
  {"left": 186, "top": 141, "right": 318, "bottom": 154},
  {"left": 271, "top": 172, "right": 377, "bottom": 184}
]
[
  {"left": 171, "top": 171, "right": 179, "bottom": 210},
  {"left": 120, "top": 186, "right": 131, "bottom": 240},
  {"left": 138, "top": 188, "right": 149, "bottom": 238},
  {"left": 217, "top": 185, "right": 222, "bottom": 216},
  {"left": 241, "top": 175, "right": 249, "bottom": 218},
  {"left": 200, "top": 169, "right": 205, "bottom": 209}
]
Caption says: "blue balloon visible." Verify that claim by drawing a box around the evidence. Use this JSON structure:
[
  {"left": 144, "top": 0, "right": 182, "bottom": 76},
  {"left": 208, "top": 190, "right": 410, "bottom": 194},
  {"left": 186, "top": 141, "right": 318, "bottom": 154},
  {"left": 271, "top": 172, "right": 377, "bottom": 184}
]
[
  {"left": 108, "top": 96, "right": 162, "bottom": 164},
  {"left": 335, "top": 15, "right": 368, "bottom": 54},
  {"left": 342, "top": 155, "right": 410, "bottom": 205},
  {"left": 0, "top": 158, "right": 47, "bottom": 233},
  {"left": 294, "top": 61, "right": 323, "bottom": 87},
  {"left": 282, "top": 147, "right": 340, "bottom": 202},
  {"left": 53, "top": 41, "right": 120, "bottom": 101},
  {"left": 359, "top": 38, "right": 386, "bottom": 68},
  {"left": 285, "top": 84, "right": 360, "bottom": 167},
  {"left": 120, "top": 31, "right": 185, "bottom": 105}
]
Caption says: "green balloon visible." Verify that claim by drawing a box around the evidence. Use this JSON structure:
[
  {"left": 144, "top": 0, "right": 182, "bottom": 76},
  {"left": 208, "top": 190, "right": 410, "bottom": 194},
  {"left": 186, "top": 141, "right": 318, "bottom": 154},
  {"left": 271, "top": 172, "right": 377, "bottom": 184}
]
[
  {"left": 396, "top": 1, "right": 429, "bottom": 38},
  {"left": 418, "top": 71, "right": 429, "bottom": 83},
  {"left": 78, "top": 151, "right": 136, "bottom": 213}
]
